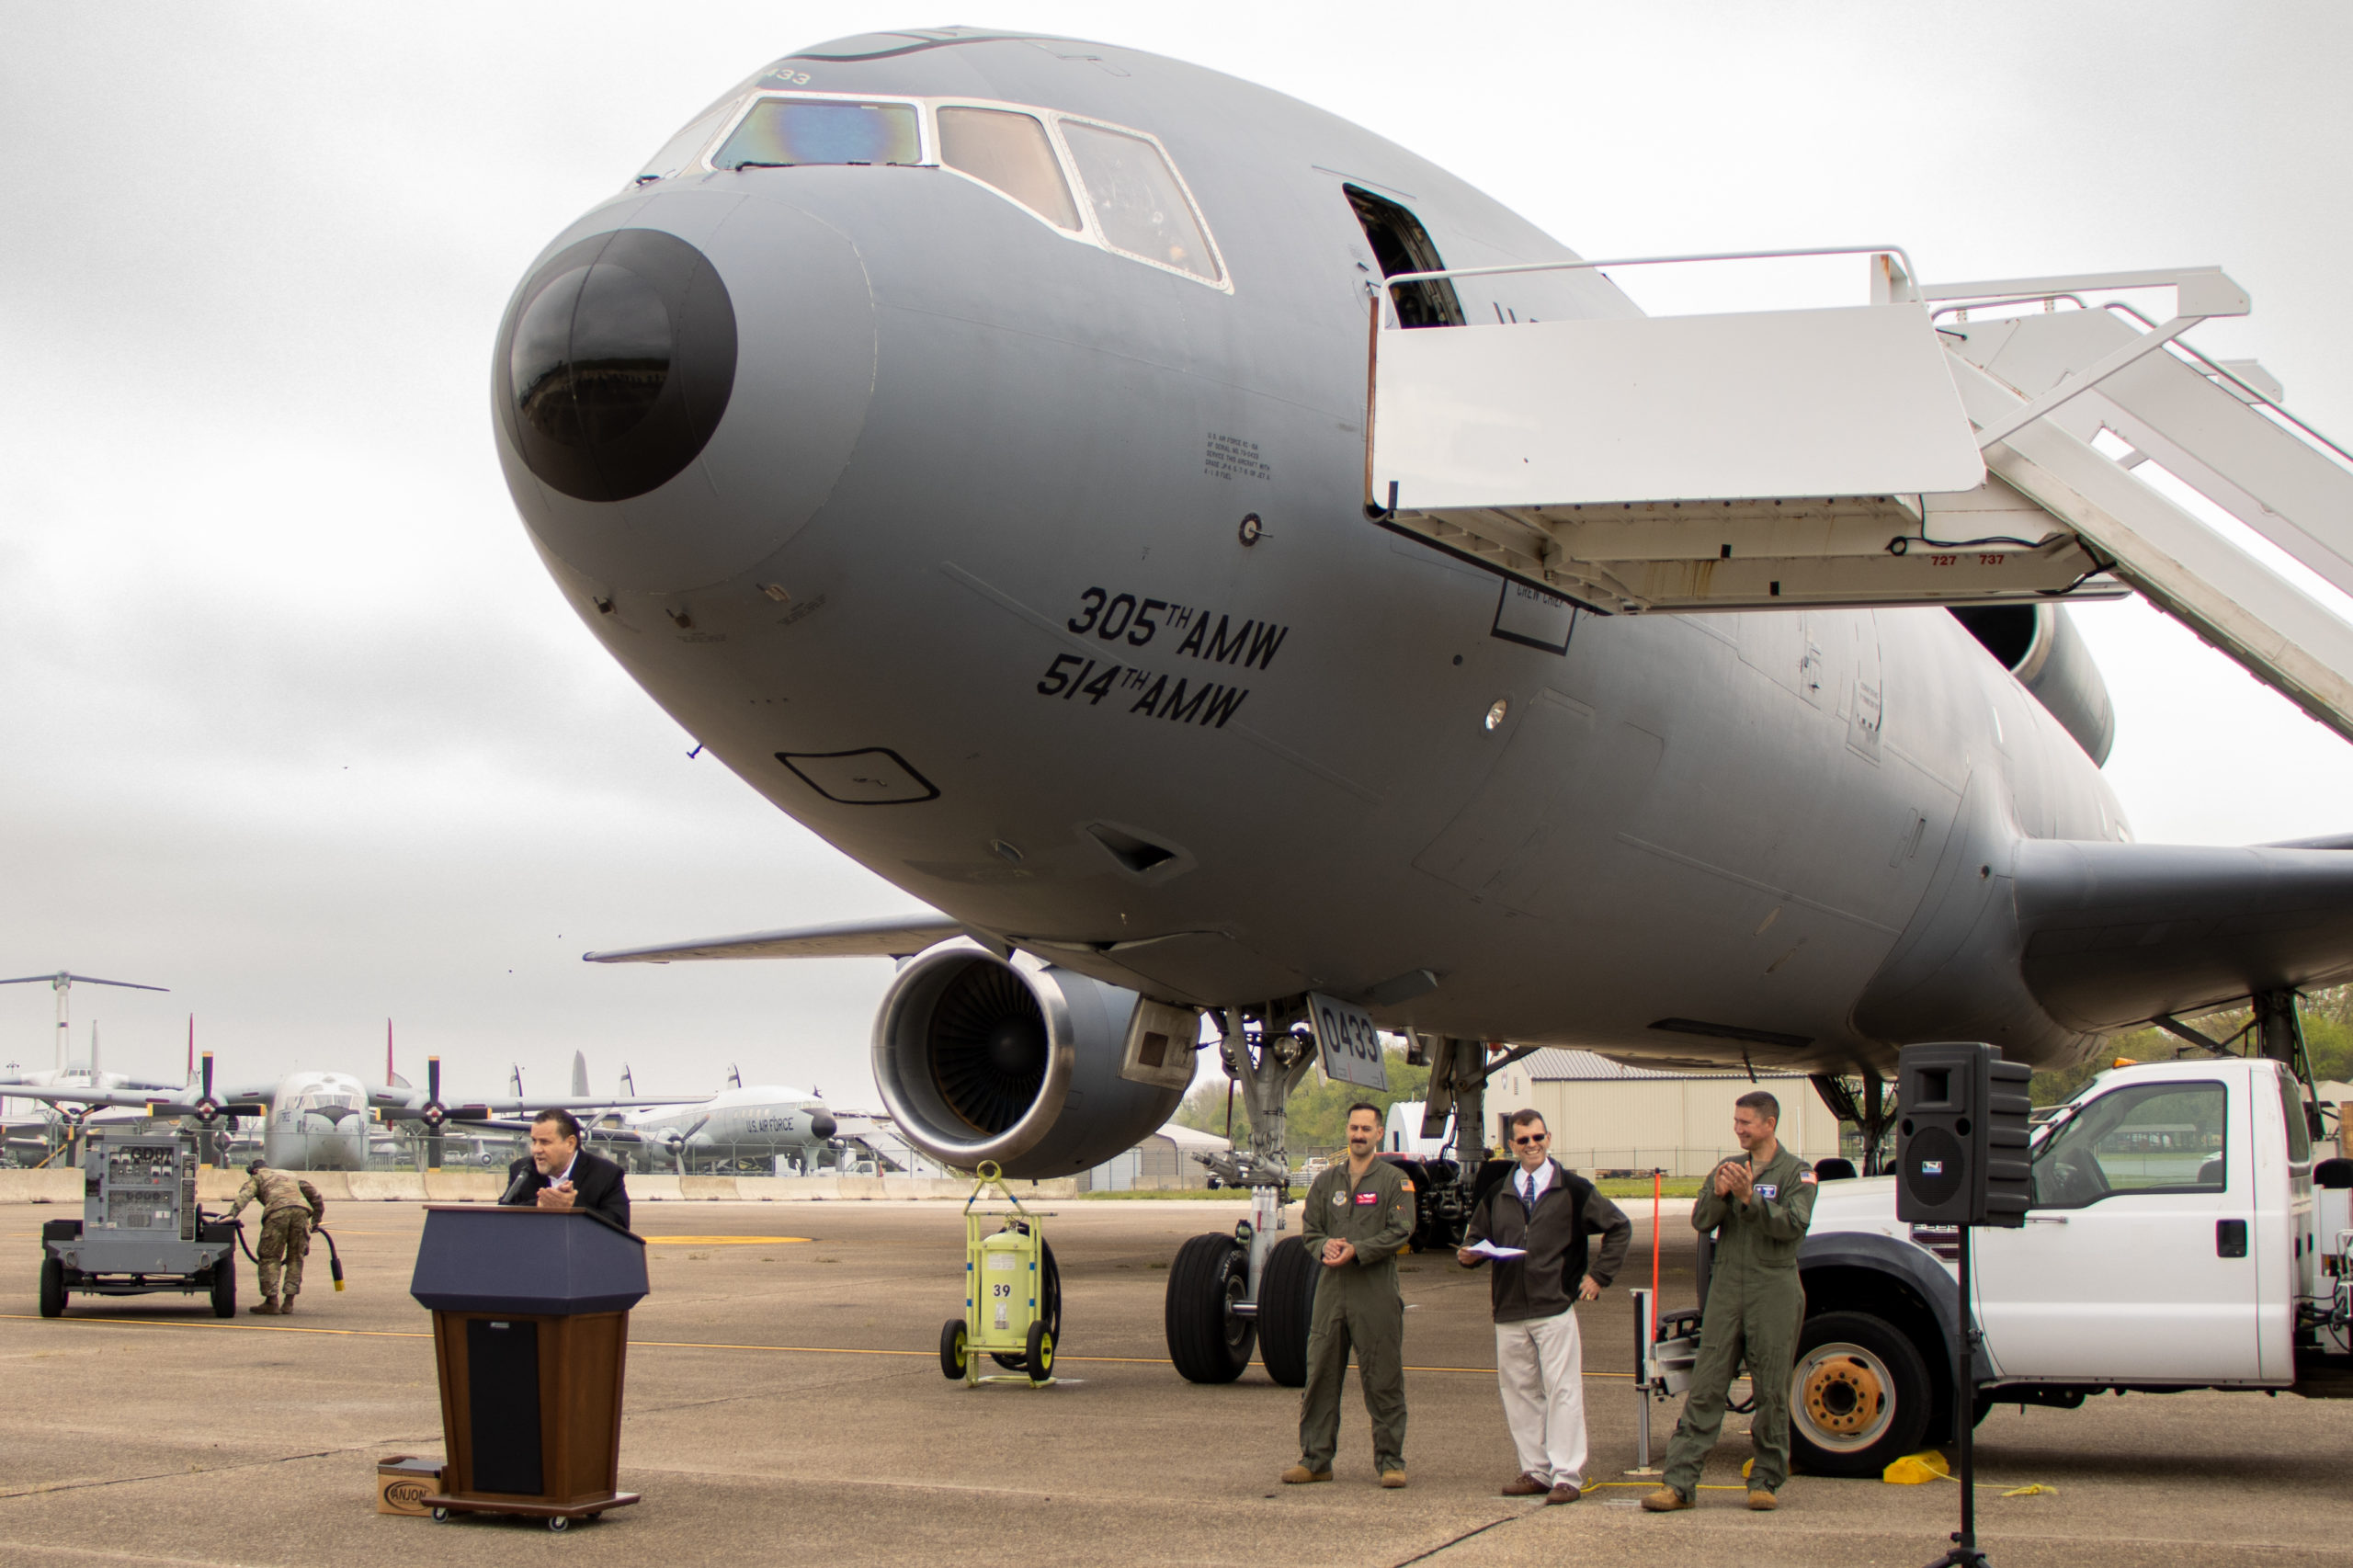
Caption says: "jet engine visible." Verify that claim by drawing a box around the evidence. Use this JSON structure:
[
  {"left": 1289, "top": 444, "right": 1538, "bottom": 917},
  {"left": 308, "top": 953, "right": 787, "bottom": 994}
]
[
  {"left": 872, "top": 945, "right": 1188, "bottom": 1178},
  {"left": 1949, "top": 603, "right": 2115, "bottom": 766}
]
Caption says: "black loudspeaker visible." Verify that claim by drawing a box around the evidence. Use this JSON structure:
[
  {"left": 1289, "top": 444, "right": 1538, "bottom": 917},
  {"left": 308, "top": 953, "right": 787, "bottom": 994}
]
[{"left": 1895, "top": 1042, "right": 2032, "bottom": 1228}]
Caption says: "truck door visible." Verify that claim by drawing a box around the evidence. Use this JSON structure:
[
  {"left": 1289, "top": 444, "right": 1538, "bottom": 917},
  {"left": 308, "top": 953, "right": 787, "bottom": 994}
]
[{"left": 1971, "top": 1075, "right": 2258, "bottom": 1382}]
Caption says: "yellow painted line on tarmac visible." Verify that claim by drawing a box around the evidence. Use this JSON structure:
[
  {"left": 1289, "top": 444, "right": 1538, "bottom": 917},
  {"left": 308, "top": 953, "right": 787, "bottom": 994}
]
[
  {"left": 642, "top": 1236, "right": 813, "bottom": 1245},
  {"left": 0, "top": 1313, "right": 1630, "bottom": 1374}
]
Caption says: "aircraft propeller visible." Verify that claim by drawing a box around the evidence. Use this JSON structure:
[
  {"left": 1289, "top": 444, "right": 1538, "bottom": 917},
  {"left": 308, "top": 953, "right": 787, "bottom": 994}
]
[{"left": 152, "top": 1053, "right": 264, "bottom": 1132}]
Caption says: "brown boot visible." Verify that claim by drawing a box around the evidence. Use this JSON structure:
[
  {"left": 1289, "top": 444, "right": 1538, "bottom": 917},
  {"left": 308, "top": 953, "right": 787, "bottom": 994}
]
[
  {"left": 1379, "top": 1470, "right": 1408, "bottom": 1489},
  {"left": 1279, "top": 1465, "right": 1331, "bottom": 1485},
  {"left": 277, "top": 1296, "right": 294, "bottom": 1315},
  {"left": 1547, "top": 1482, "right": 1581, "bottom": 1505},
  {"left": 1501, "top": 1472, "right": 1548, "bottom": 1497},
  {"left": 1640, "top": 1486, "right": 1692, "bottom": 1512},
  {"left": 1748, "top": 1489, "right": 1779, "bottom": 1511},
  {"left": 248, "top": 1300, "right": 279, "bottom": 1316}
]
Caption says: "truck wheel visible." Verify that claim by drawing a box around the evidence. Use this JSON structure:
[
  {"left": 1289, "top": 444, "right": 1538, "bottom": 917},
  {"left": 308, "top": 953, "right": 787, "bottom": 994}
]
[
  {"left": 1165, "top": 1233, "right": 1256, "bottom": 1382},
  {"left": 1256, "top": 1235, "right": 1320, "bottom": 1389},
  {"left": 210, "top": 1262, "right": 236, "bottom": 1319},
  {"left": 1789, "top": 1311, "right": 1933, "bottom": 1477},
  {"left": 40, "top": 1256, "right": 66, "bottom": 1318}
]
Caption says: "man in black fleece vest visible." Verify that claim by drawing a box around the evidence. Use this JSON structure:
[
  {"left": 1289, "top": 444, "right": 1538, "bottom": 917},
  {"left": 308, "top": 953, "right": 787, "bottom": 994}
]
[{"left": 1458, "top": 1108, "right": 1632, "bottom": 1504}]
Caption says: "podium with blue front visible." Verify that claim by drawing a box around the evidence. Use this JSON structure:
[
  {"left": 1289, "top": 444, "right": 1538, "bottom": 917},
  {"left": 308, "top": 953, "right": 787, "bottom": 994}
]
[{"left": 408, "top": 1205, "right": 647, "bottom": 1528}]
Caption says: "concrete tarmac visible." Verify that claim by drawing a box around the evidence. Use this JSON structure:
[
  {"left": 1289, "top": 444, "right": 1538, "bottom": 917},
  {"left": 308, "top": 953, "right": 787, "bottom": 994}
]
[{"left": 3, "top": 1197, "right": 2347, "bottom": 1566}]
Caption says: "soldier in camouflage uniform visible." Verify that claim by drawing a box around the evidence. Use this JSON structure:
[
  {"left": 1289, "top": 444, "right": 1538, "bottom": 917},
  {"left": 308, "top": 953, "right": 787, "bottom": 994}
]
[{"left": 227, "top": 1160, "right": 325, "bottom": 1315}]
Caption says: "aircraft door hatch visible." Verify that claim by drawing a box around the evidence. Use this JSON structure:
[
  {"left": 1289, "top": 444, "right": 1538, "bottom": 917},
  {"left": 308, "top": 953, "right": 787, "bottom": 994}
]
[
  {"left": 1365, "top": 252, "right": 2353, "bottom": 745},
  {"left": 1346, "top": 186, "right": 1463, "bottom": 329}
]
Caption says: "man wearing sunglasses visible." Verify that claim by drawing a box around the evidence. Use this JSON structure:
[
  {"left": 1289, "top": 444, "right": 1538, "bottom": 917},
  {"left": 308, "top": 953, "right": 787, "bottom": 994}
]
[{"left": 1457, "top": 1108, "right": 1632, "bottom": 1505}]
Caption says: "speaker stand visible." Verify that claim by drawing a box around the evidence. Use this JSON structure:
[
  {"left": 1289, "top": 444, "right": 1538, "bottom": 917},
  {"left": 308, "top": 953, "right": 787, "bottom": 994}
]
[{"left": 1921, "top": 1224, "right": 1988, "bottom": 1568}]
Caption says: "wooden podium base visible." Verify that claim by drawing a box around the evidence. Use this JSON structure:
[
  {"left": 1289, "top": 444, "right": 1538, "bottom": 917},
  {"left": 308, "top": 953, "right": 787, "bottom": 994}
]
[{"left": 421, "top": 1489, "right": 640, "bottom": 1529}]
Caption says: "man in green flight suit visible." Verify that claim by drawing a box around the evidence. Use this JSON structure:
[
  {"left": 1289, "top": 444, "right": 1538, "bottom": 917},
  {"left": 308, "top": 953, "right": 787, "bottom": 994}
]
[
  {"left": 226, "top": 1159, "right": 326, "bottom": 1316},
  {"left": 1282, "top": 1102, "right": 1415, "bottom": 1489},
  {"left": 1644, "top": 1089, "right": 1818, "bottom": 1513}
]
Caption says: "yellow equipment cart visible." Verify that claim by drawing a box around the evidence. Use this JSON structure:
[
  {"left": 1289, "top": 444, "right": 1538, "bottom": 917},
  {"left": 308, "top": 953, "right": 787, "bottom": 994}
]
[{"left": 938, "top": 1162, "right": 1062, "bottom": 1387}]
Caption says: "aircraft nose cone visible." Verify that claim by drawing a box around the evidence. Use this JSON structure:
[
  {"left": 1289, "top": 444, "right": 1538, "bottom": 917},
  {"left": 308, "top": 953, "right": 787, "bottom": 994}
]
[
  {"left": 809, "top": 1112, "right": 837, "bottom": 1141},
  {"left": 494, "top": 192, "right": 877, "bottom": 595},
  {"left": 499, "top": 228, "right": 736, "bottom": 505}
]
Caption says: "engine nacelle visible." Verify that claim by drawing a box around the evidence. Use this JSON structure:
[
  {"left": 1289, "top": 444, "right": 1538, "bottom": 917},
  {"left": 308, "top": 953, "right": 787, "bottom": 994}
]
[
  {"left": 1949, "top": 603, "right": 2115, "bottom": 766},
  {"left": 871, "top": 946, "right": 1188, "bottom": 1177}
]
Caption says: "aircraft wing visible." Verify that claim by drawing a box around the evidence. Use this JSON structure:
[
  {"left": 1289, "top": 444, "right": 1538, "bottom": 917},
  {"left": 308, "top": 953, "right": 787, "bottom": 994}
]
[
  {"left": 374, "top": 1092, "right": 708, "bottom": 1122},
  {"left": 0, "top": 1085, "right": 199, "bottom": 1113},
  {"left": 582, "top": 914, "right": 965, "bottom": 963},
  {"left": 2016, "top": 839, "right": 2353, "bottom": 1031}
]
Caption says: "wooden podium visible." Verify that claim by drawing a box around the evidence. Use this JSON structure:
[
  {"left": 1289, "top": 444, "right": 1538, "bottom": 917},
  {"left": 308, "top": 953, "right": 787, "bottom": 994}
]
[{"left": 407, "top": 1205, "right": 648, "bottom": 1528}]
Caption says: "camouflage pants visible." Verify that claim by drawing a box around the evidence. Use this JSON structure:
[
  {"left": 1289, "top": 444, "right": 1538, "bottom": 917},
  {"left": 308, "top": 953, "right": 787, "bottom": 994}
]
[{"left": 256, "top": 1210, "right": 311, "bottom": 1301}]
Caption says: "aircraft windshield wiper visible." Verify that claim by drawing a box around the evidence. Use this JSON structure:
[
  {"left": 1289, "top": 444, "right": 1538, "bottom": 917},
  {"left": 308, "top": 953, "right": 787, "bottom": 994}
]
[{"left": 728, "top": 159, "right": 798, "bottom": 170}]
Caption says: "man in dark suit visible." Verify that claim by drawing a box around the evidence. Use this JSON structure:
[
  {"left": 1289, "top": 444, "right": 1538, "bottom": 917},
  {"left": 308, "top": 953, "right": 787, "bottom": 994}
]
[{"left": 502, "top": 1108, "right": 631, "bottom": 1231}]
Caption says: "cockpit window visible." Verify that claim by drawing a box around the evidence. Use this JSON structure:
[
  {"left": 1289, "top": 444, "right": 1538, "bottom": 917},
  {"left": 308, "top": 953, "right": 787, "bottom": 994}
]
[
  {"left": 938, "top": 108, "right": 1080, "bottom": 231},
  {"left": 716, "top": 98, "right": 921, "bottom": 169},
  {"left": 1059, "top": 120, "right": 1222, "bottom": 282}
]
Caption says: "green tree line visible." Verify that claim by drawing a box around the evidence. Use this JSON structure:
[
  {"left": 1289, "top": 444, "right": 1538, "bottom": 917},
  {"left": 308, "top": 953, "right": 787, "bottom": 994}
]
[
  {"left": 1176, "top": 1046, "right": 1430, "bottom": 1155},
  {"left": 2029, "top": 983, "right": 2353, "bottom": 1106}
]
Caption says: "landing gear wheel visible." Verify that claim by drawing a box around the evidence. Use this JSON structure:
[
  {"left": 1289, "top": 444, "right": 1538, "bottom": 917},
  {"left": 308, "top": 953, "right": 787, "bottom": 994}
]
[
  {"left": 210, "top": 1261, "right": 236, "bottom": 1319},
  {"left": 990, "top": 1241, "right": 1060, "bottom": 1370},
  {"left": 1788, "top": 1310, "right": 1933, "bottom": 1478},
  {"left": 1256, "top": 1235, "right": 1320, "bottom": 1389},
  {"left": 1026, "top": 1321, "right": 1054, "bottom": 1382},
  {"left": 1165, "top": 1233, "right": 1256, "bottom": 1382},
  {"left": 939, "top": 1318, "right": 969, "bottom": 1381},
  {"left": 39, "top": 1256, "right": 65, "bottom": 1318}
]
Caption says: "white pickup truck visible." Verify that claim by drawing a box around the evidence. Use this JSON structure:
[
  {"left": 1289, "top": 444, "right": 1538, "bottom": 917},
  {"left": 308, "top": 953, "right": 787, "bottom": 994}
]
[{"left": 1782, "top": 1055, "right": 2353, "bottom": 1475}]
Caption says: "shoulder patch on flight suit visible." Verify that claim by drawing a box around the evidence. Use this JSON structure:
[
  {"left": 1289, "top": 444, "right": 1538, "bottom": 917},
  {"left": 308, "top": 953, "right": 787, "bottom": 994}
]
[
  {"left": 1401, "top": 1180, "right": 1415, "bottom": 1193},
  {"left": 1799, "top": 1170, "right": 1817, "bottom": 1185}
]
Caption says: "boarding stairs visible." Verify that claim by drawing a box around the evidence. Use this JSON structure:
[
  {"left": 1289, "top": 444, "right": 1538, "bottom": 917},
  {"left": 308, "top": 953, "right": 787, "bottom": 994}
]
[{"left": 1365, "top": 249, "right": 2353, "bottom": 742}]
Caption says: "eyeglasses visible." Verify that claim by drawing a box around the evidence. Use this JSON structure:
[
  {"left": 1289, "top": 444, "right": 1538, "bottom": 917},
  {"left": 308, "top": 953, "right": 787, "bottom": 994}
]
[{"left": 1511, "top": 1133, "right": 1548, "bottom": 1145}]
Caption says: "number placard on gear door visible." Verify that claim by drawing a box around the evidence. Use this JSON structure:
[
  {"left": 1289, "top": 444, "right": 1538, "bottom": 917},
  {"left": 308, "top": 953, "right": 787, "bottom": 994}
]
[{"left": 1308, "top": 993, "right": 1388, "bottom": 1091}]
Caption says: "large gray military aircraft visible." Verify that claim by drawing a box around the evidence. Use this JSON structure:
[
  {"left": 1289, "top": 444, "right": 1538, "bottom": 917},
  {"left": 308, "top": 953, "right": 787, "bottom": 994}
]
[{"left": 494, "top": 28, "right": 2353, "bottom": 1381}]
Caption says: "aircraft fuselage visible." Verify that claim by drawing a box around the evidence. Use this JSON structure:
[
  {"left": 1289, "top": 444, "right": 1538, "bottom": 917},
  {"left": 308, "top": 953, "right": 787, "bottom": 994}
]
[{"left": 496, "top": 32, "right": 2123, "bottom": 1076}]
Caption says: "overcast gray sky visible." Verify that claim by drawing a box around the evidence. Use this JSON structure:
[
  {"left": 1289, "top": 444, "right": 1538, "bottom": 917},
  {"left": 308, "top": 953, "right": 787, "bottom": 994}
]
[{"left": 6, "top": 2, "right": 2350, "bottom": 1103}]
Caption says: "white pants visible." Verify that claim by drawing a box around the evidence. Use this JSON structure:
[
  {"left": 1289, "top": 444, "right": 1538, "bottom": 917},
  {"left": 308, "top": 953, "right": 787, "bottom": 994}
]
[{"left": 1495, "top": 1305, "right": 1587, "bottom": 1487}]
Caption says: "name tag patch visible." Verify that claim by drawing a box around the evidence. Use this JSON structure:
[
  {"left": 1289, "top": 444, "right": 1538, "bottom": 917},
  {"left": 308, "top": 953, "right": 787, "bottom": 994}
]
[
  {"left": 1355, "top": 1192, "right": 1381, "bottom": 1205},
  {"left": 1755, "top": 1183, "right": 1779, "bottom": 1200}
]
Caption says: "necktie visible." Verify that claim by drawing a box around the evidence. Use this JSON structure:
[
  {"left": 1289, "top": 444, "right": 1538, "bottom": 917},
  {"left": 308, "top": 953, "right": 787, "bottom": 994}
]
[{"left": 1521, "top": 1172, "right": 1535, "bottom": 1208}]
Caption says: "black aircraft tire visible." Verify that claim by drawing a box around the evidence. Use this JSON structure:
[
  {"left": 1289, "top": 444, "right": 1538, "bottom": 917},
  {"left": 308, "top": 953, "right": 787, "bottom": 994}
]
[
  {"left": 1789, "top": 1310, "right": 1934, "bottom": 1478},
  {"left": 210, "top": 1261, "right": 236, "bottom": 1319},
  {"left": 1165, "top": 1233, "right": 1255, "bottom": 1383},
  {"left": 991, "top": 1240, "right": 1060, "bottom": 1370},
  {"left": 39, "top": 1256, "right": 65, "bottom": 1318},
  {"left": 1256, "top": 1235, "right": 1320, "bottom": 1389}
]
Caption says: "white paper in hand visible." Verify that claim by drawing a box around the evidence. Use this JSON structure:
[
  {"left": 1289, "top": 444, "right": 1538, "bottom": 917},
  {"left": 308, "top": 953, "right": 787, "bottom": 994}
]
[{"left": 1465, "top": 1238, "right": 1528, "bottom": 1260}]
